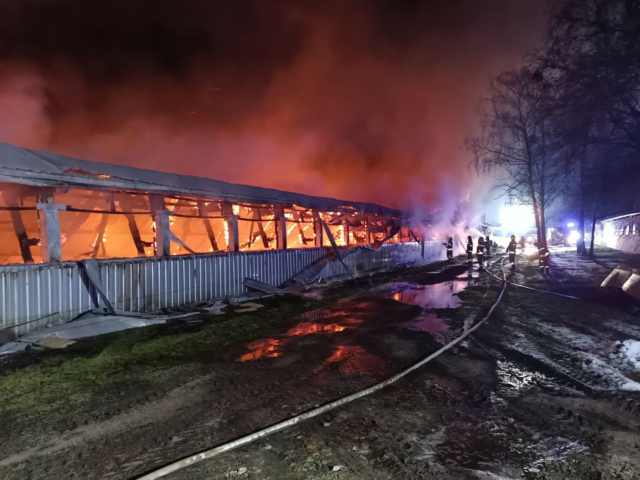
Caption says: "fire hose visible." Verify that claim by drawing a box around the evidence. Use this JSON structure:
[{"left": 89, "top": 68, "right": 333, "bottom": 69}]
[
  {"left": 484, "top": 254, "right": 581, "bottom": 300},
  {"left": 136, "top": 265, "right": 509, "bottom": 479}
]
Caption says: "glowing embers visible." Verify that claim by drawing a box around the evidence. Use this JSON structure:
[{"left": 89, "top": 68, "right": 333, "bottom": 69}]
[{"left": 384, "top": 282, "right": 466, "bottom": 309}]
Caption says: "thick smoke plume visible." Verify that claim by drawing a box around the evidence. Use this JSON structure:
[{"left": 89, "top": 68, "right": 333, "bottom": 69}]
[{"left": 0, "top": 0, "right": 545, "bottom": 210}]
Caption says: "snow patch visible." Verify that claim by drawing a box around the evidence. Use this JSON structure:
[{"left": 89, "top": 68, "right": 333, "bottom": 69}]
[
  {"left": 581, "top": 354, "right": 640, "bottom": 392},
  {"left": 619, "top": 340, "right": 640, "bottom": 371}
]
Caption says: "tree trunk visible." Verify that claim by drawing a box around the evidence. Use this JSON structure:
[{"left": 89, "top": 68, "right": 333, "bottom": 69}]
[
  {"left": 577, "top": 152, "right": 586, "bottom": 255},
  {"left": 527, "top": 166, "right": 542, "bottom": 244},
  {"left": 589, "top": 211, "right": 597, "bottom": 259},
  {"left": 540, "top": 154, "right": 548, "bottom": 246},
  {"left": 540, "top": 203, "right": 547, "bottom": 246}
]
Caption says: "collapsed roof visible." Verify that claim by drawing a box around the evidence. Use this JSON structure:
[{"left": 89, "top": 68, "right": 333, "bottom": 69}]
[{"left": 0, "top": 142, "right": 409, "bottom": 217}]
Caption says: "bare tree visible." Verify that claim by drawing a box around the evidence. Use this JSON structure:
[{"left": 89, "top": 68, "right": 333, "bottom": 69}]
[
  {"left": 467, "top": 66, "right": 565, "bottom": 245},
  {"left": 542, "top": 0, "right": 640, "bottom": 255},
  {"left": 545, "top": 0, "right": 640, "bottom": 154}
]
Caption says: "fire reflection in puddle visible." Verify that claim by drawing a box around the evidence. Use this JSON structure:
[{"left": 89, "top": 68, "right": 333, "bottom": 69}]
[
  {"left": 237, "top": 312, "right": 387, "bottom": 377},
  {"left": 237, "top": 314, "right": 362, "bottom": 362},
  {"left": 399, "top": 312, "right": 455, "bottom": 344},
  {"left": 457, "top": 271, "right": 479, "bottom": 279},
  {"left": 324, "top": 345, "right": 389, "bottom": 377},
  {"left": 385, "top": 282, "right": 466, "bottom": 309},
  {"left": 239, "top": 339, "right": 283, "bottom": 362},
  {"left": 301, "top": 289, "right": 325, "bottom": 300},
  {"left": 286, "top": 319, "right": 362, "bottom": 336}
]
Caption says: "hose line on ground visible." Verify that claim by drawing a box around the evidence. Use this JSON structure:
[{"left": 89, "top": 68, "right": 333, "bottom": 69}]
[
  {"left": 484, "top": 254, "right": 581, "bottom": 300},
  {"left": 136, "top": 265, "right": 509, "bottom": 479}
]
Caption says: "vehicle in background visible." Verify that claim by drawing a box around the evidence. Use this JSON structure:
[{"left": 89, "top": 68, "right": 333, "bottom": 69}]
[{"left": 548, "top": 225, "right": 580, "bottom": 246}]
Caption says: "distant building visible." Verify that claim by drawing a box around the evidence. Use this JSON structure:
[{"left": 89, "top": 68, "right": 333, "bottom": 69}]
[{"left": 598, "top": 213, "right": 640, "bottom": 254}]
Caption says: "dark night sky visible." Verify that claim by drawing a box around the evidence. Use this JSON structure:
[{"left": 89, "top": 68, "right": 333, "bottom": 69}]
[{"left": 0, "top": 0, "right": 547, "bottom": 209}]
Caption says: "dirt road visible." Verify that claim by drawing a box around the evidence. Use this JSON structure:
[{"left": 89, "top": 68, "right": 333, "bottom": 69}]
[{"left": 1, "top": 247, "right": 640, "bottom": 479}]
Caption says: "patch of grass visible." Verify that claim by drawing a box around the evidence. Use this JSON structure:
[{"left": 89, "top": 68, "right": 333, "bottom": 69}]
[
  {"left": 0, "top": 295, "right": 325, "bottom": 417},
  {"left": 0, "top": 260, "right": 455, "bottom": 422}
]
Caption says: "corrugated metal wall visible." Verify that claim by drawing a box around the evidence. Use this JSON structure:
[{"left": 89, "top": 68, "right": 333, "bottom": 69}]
[
  {"left": 99, "top": 248, "right": 328, "bottom": 312},
  {"left": 0, "top": 263, "right": 96, "bottom": 336},
  {"left": 0, "top": 241, "right": 444, "bottom": 336},
  {"left": 314, "top": 241, "right": 444, "bottom": 279}
]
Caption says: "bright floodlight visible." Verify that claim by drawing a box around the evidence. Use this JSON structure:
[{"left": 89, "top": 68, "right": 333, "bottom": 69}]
[
  {"left": 568, "top": 230, "right": 580, "bottom": 244},
  {"left": 567, "top": 222, "right": 575, "bottom": 228},
  {"left": 500, "top": 205, "right": 534, "bottom": 234}
]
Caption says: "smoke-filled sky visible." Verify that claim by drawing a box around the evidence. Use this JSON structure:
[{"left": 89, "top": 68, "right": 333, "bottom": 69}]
[{"left": 0, "top": 0, "right": 546, "bottom": 210}]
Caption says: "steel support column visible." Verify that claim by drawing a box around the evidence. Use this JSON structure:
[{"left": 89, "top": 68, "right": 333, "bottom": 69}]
[
  {"left": 37, "top": 203, "right": 67, "bottom": 263},
  {"left": 226, "top": 215, "right": 239, "bottom": 252},
  {"left": 275, "top": 207, "right": 287, "bottom": 250},
  {"left": 342, "top": 217, "right": 350, "bottom": 247},
  {"left": 313, "top": 212, "right": 323, "bottom": 248},
  {"left": 221, "top": 202, "right": 239, "bottom": 252},
  {"left": 154, "top": 210, "right": 171, "bottom": 257}
]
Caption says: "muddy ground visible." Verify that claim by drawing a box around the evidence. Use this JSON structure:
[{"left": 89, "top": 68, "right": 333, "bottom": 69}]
[{"left": 1, "top": 247, "right": 640, "bottom": 479}]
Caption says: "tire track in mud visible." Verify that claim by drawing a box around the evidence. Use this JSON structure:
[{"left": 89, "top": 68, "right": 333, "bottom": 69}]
[
  {"left": 438, "top": 252, "right": 640, "bottom": 477},
  {"left": 481, "top": 253, "right": 640, "bottom": 393}
]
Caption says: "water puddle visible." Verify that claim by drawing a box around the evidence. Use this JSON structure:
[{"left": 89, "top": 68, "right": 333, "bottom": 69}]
[
  {"left": 398, "top": 312, "right": 456, "bottom": 344},
  {"left": 399, "top": 312, "right": 449, "bottom": 333},
  {"left": 382, "top": 282, "right": 466, "bottom": 309},
  {"left": 324, "top": 345, "right": 389, "bottom": 377},
  {"left": 286, "top": 319, "right": 363, "bottom": 336},
  {"left": 237, "top": 311, "right": 363, "bottom": 363},
  {"left": 301, "top": 289, "right": 326, "bottom": 300},
  {"left": 239, "top": 339, "right": 283, "bottom": 362},
  {"left": 239, "top": 280, "right": 464, "bottom": 374},
  {"left": 457, "top": 271, "right": 479, "bottom": 279},
  {"left": 237, "top": 304, "right": 389, "bottom": 376}
]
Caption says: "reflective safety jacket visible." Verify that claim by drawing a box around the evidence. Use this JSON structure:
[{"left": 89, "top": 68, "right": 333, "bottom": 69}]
[
  {"left": 444, "top": 240, "right": 453, "bottom": 250},
  {"left": 538, "top": 246, "right": 550, "bottom": 259},
  {"left": 477, "top": 244, "right": 484, "bottom": 255},
  {"left": 467, "top": 241, "right": 473, "bottom": 253},
  {"left": 508, "top": 240, "right": 517, "bottom": 253}
]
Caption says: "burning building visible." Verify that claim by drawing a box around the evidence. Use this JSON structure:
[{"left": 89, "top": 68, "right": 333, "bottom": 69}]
[{"left": 0, "top": 142, "right": 445, "bottom": 335}]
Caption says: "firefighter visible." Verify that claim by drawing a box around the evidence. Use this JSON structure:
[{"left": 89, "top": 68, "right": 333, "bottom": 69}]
[
  {"left": 508, "top": 234, "right": 518, "bottom": 269},
  {"left": 477, "top": 236, "right": 485, "bottom": 270},
  {"left": 443, "top": 236, "right": 453, "bottom": 262},
  {"left": 485, "top": 235, "right": 491, "bottom": 257},
  {"left": 535, "top": 242, "right": 550, "bottom": 274},
  {"left": 519, "top": 235, "right": 526, "bottom": 251},
  {"left": 466, "top": 235, "right": 473, "bottom": 263}
]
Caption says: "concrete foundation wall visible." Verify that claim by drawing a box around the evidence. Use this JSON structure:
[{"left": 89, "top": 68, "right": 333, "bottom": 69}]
[{"left": 0, "top": 241, "right": 444, "bottom": 337}]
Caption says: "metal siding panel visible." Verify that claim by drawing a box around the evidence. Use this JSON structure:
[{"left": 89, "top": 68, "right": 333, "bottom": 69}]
[
  {"left": 0, "top": 244, "right": 436, "bottom": 335},
  {"left": 1, "top": 271, "right": 6, "bottom": 328}
]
